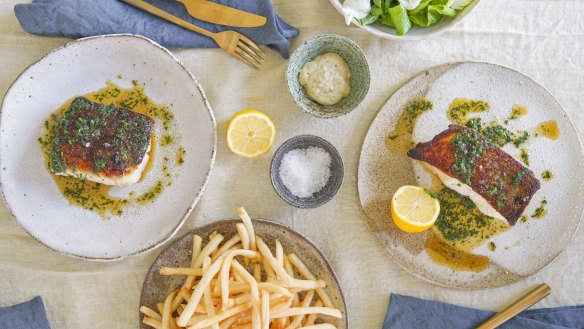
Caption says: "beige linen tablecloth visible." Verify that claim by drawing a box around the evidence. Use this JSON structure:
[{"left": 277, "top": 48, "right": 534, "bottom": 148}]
[{"left": 1, "top": 1, "right": 584, "bottom": 328}]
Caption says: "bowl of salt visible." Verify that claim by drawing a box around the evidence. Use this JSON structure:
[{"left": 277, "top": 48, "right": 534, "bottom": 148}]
[{"left": 270, "top": 135, "right": 344, "bottom": 208}]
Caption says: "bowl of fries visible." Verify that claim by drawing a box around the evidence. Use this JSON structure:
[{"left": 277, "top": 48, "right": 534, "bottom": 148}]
[{"left": 139, "top": 207, "right": 348, "bottom": 329}]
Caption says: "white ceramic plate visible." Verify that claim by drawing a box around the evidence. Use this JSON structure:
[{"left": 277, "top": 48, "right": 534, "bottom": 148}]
[
  {"left": 358, "top": 62, "right": 584, "bottom": 288},
  {"left": 329, "top": 0, "right": 481, "bottom": 40},
  {"left": 0, "top": 34, "right": 216, "bottom": 261},
  {"left": 139, "top": 219, "right": 348, "bottom": 329}
]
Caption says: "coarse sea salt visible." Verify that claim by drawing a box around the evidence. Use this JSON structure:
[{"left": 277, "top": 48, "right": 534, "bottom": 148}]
[{"left": 279, "top": 146, "right": 332, "bottom": 198}]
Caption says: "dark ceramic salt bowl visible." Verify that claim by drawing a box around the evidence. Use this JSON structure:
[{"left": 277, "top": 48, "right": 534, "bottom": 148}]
[{"left": 270, "top": 135, "right": 344, "bottom": 208}]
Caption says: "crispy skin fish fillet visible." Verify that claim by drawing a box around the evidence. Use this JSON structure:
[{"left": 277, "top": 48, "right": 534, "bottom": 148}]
[
  {"left": 408, "top": 125, "right": 540, "bottom": 226},
  {"left": 50, "top": 97, "right": 154, "bottom": 186}
]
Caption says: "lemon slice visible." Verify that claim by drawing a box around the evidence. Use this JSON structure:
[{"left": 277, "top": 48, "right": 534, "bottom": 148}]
[
  {"left": 390, "top": 185, "right": 440, "bottom": 233},
  {"left": 227, "top": 110, "right": 276, "bottom": 158}
]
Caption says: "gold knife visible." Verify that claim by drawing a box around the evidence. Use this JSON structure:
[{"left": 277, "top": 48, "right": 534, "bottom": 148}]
[{"left": 176, "top": 0, "right": 267, "bottom": 28}]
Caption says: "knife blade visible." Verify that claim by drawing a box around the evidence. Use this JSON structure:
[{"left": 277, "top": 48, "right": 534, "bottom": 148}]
[{"left": 176, "top": 0, "right": 267, "bottom": 28}]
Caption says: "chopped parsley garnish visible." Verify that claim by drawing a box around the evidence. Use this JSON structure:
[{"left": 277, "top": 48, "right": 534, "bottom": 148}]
[{"left": 452, "top": 128, "right": 491, "bottom": 184}]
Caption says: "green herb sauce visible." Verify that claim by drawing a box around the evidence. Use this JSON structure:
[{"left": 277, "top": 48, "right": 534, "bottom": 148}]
[
  {"left": 531, "top": 199, "right": 548, "bottom": 218},
  {"left": 541, "top": 170, "right": 554, "bottom": 181},
  {"left": 447, "top": 98, "right": 490, "bottom": 125},
  {"left": 386, "top": 98, "right": 433, "bottom": 154}
]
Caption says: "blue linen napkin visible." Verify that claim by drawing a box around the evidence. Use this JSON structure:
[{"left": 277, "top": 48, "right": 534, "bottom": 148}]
[
  {"left": 14, "top": 0, "right": 299, "bottom": 58},
  {"left": 0, "top": 296, "right": 51, "bottom": 329},
  {"left": 383, "top": 294, "right": 584, "bottom": 329}
]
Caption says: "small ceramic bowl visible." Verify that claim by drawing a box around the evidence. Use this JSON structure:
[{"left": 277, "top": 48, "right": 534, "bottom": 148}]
[
  {"left": 270, "top": 135, "right": 344, "bottom": 208},
  {"left": 286, "top": 34, "right": 370, "bottom": 118}
]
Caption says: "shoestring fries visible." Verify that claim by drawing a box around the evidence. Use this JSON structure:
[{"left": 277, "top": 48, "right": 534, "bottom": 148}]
[{"left": 141, "top": 207, "right": 342, "bottom": 329}]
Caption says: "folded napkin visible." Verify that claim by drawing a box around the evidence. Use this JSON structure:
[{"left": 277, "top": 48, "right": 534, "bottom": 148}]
[
  {"left": 0, "top": 296, "right": 51, "bottom": 329},
  {"left": 384, "top": 294, "right": 584, "bottom": 329},
  {"left": 14, "top": 0, "right": 299, "bottom": 58}
]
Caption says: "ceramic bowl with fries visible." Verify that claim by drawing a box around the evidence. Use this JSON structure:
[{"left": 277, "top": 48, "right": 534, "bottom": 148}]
[{"left": 140, "top": 207, "right": 348, "bottom": 329}]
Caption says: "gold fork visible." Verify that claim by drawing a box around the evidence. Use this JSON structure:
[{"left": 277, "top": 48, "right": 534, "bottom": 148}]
[{"left": 121, "top": 0, "right": 266, "bottom": 69}]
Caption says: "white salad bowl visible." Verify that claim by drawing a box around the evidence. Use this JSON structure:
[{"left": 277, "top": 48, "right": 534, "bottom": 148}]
[{"left": 329, "top": 0, "right": 481, "bottom": 40}]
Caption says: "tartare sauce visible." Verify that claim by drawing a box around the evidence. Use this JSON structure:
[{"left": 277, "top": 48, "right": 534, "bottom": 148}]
[
  {"left": 299, "top": 53, "right": 351, "bottom": 106},
  {"left": 341, "top": 0, "right": 371, "bottom": 25}
]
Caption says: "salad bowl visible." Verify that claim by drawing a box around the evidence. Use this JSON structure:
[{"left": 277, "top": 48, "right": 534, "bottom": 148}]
[{"left": 329, "top": 0, "right": 481, "bottom": 40}]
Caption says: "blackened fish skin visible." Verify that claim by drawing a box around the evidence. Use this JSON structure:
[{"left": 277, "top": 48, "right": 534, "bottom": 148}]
[
  {"left": 408, "top": 125, "right": 540, "bottom": 226},
  {"left": 50, "top": 97, "right": 154, "bottom": 178}
]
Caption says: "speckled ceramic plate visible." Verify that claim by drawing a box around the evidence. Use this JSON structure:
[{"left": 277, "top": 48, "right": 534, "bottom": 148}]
[
  {"left": 0, "top": 34, "right": 216, "bottom": 261},
  {"left": 357, "top": 62, "right": 584, "bottom": 288},
  {"left": 270, "top": 135, "right": 344, "bottom": 208},
  {"left": 139, "top": 218, "right": 348, "bottom": 329}
]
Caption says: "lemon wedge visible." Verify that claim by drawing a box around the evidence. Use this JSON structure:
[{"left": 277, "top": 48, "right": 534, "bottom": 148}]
[
  {"left": 227, "top": 110, "right": 276, "bottom": 158},
  {"left": 390, "top": 185, "right": 440, "bottom": 233}
]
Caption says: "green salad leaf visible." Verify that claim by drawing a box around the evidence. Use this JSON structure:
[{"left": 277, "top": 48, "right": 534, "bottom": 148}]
[
  {"left": 388, "top": 3, "right": 412, "bottom": 35},
  {"left": 356, "top": 0, "right": 473, "bottom": 36}
]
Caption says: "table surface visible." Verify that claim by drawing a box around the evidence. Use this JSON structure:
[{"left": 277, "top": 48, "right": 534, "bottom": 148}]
[{"left": 1, "top": 0, "right": 584, "bottom": 328}]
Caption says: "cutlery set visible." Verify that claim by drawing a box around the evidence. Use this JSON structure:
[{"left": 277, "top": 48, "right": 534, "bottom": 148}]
[{"left": 121, "top": 0, "right": 266, "bottom": 69}]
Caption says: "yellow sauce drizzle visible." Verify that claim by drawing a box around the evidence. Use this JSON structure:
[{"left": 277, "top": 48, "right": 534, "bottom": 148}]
[
  {"left": 425, "top": 234, "right": 491, "bottom": 272},
  {"left": 176, "top": 147, "right": 186, "bottom": 166},
  {"left": 386, "top": 98, "right": 433, "bottom": 154},
  {"left": 535, "top": 121, "right": 560, "bottom": 140},
  {"left": 509, "top": 104, "right": 529, "bottom": 120},
  {"left": 447, "top": 98, "right": 490, "bottom": 125}
]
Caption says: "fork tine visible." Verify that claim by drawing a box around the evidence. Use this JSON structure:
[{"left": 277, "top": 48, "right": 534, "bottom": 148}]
[
  {"left": 236, "top": 43, "right": 263, "bottom": 66},
  {"left": 232, "top": 50, "right": 261, "bottom": 70},
  {"left": 238, "top": 35, "right": 266, "bottom": 59}
]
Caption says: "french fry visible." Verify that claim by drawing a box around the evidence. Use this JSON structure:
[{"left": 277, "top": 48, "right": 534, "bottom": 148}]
[
  {"left": 231, "top": 259, "right": 260, "bottom": 307},
  {"left": 258, "top": 283, "right": 292, "bottom": 298},
  {"left": 237, "top": 207, "right": 256, "bottom": 251},
  {"left": 203, "top": 256, "right": 221, "bottom": 329},
  {"left": 212, "top": 234, "right": 242, "bottom": 261},
  {"left": 251, "top": 303, "right": 261, "bottom": 329},
  {"left": 287, "top": 254, "right": 333, "bottom": 308},
  {"left": 269, "top": 298, "right": 293, "bottom": 315},
  {"left": 261, "top": 290, "right": 270, "bottom": 329},
  {"left": 220, "top": 314, "right": 242, "bottom": 329},
  {"left": 275, "top": 240, "right": 284, "bottom": 267},
  {"left": 190, "top": 303, "right": 252, "bottom": 329},
  {"left": 143, "top": 316, "right": 163, "bottom": 329},
  {"left": 177, "top": 254, "right": 225, "bottom": 327},
  {"left": 236, "top": 224, "right": 250, "bottom": 251},
  {"left": 233, "top": 324, "right": 253, "bottom": 329},
  {"left": 301, "top": 325, "right": 336, "bottom": 329},
  {"left": 303, "top": 300, "right": 323, "bottom": 326},
  {"left": 140, "top": 306, "right": 162, "bottom": 321},
  {"left": 194, "top": 234, "right": 224, "bottom": 268},
  {"left": 220, "top": 250, "right": 260, "bottom": 309},
  {"left": 256, "top": 237, "right": 293, "bottom": 284},
  {"left": 162, "top": 290, "right": 178, "bottom": 329},
  {"left": 284, "top": 290, "right": 314, "bottom": 329},
  {"left": 270, "top": 279, "right": 326, "bottom": 291},
  {"left": 171, "top": 234, "right": 213, "bottom": 312},
  {"left": 271, "top": 307, "right": 342, "bottom": 320},
  {"left": 253, "top": 263, "right": 261, "bottom": 282},
  {"left": 262, "top": 256, "right": 276, "bottom": 280},
  {"left": 160, "top": 267, "right": 203, "bottom": 276}
]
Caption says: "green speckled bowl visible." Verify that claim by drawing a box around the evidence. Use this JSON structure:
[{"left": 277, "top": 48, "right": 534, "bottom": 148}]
[{"left": 286, "top": 34, "right": 370, "bottom": 118}]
